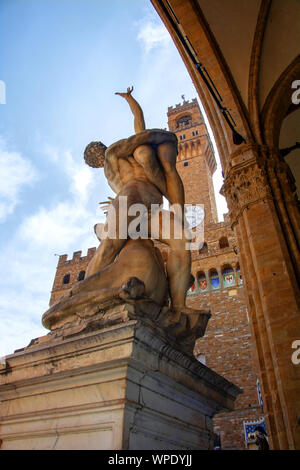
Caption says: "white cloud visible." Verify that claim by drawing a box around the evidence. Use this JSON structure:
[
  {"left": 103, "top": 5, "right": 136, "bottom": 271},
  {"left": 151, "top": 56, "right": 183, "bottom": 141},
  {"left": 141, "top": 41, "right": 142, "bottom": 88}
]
[
  {"left": 19, "top": 201, "right": 97, "bottom": 251},
  {"left": 137, "top": 18, "right": 171, "bottom": 53},
  {"left": 0, "top": 143, "right": 107, "bottom": 357},
  {"left": 42, "top": 145, "right": 95, "bottom": 201},
  {"left": 0, "top": 138, "right": 38, "bottom": 221},
  {"left": 63, "top": 150, "right": 94, "bottom": 201}
]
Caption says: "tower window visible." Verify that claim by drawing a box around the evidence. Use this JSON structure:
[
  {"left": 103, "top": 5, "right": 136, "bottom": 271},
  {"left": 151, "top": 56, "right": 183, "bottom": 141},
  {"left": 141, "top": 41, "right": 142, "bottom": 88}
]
[
  {"left": 192, "top": 130, "right": 198, "bottom": 136},
  {"left": 179, "top": 134, "right": 186, "bottom": 140},
  {"left": 199, "top": 242, "right": 208, "bottom": 254},
  {"left": 78, "top": 270, "right": 85, "bottom": 281},
  {"left": 177, "top": 115, "right": 192, "bottom": 128},
  {"left": 219, "top": 236, "right": 229, "bottom": 249},
  {"left": 62, "top": 274, "right": 70, "bottom": 285}
]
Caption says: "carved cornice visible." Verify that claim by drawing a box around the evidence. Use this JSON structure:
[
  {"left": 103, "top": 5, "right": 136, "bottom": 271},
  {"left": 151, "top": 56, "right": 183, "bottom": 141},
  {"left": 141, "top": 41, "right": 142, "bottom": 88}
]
[
  {"left": 222, "top": 142, "right": 300, "bottom": 228},
  {"left": 221, "top": 144, "right": 272, "bottom": 227}
]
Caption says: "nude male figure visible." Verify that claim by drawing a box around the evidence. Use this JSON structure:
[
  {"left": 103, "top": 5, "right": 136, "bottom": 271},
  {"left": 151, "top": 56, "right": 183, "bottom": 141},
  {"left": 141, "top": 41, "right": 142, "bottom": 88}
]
[{"left": 85, "top": 87, "right": 194, "bottom": 317}]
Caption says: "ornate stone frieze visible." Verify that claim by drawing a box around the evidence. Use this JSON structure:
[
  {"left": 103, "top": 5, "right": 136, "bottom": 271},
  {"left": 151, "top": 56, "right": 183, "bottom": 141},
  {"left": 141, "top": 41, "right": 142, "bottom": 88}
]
[{"left": 221, "top": 157, "right": 272, "bottom": 227}]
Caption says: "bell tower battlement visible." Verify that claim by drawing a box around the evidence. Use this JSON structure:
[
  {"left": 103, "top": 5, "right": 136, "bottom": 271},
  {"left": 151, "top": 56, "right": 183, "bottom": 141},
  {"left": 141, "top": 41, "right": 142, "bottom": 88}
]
[
  {"left": 49, "top": 247, "right": 96, "bottom": 306},
  {"left": 167, "top": 97, "right": 218, "bottom": 224}
]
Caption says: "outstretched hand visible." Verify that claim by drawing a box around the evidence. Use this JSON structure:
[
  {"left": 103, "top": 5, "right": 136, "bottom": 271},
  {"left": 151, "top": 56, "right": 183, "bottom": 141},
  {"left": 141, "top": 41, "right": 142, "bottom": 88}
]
[
  {"left": 115, "top": 86, "right": 133, "bottom": 99},
  {"left": 99, "top": 196, "right": 114, "bottom": 214}
]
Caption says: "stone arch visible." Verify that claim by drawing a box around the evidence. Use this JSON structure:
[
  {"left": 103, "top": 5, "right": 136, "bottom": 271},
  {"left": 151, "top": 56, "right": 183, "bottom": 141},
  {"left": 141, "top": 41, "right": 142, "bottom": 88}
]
[
  {"left": 221, "top": 264, "right": 235, "bottom": 288},
  {"left": 247, "top": 0, "right": 272, "bottom": 144},
  {"left": 176, "top": 113, "right": 192, "bottom": 129},
  {"left": 262, "top": 56, "right": 300, "bottom": 149},
  {"left": 197, "top": 270, "right": 207, "bottom": 292},
  {"left": 219, "top": 236, "right": 229, "bottom": 249},
  {"left": 208, "top": 268, "right": 220, "bottom": 290},
  {"left": 152, "top": 0, "right": 254, "bottom": 171},
  {"left": 151, "top": 0, "right": 300, "bottom": 449}
]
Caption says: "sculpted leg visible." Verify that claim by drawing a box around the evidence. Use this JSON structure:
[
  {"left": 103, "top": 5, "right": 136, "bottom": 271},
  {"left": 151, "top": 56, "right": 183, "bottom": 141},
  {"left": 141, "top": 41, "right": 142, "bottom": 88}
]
[
  {"left": 86, "top": 193, "right": 130, "bottom": 277},
  {"left": 155, "top": 210, "right": 190, "bottom": 310},
  {"left": 157, "top": 142, "right": 185, "bottom": 211},
  {"left": 155, "top": 210, "right": 210, "bottom": 326},
  {"left": 85, "top": 236, "right": 126, "bottom": 277}
]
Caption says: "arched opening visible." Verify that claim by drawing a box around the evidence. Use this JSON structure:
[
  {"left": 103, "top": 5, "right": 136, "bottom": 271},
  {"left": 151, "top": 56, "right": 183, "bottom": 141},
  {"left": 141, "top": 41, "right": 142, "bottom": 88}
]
[
  {"left": 177, "top": 114, "right": 192, "bottom": 129},
  {"left": 187, "top": 278, "right": 196, "bottom": 296},
  {"left": 209, "top": 269, "right": 219, "bottom": 290},
  {"left": 62, "top": 274, "right": 70, "bottom": 285},
  {"left": 219, "top": 236, "right": 229, "bottom": 249},
  {"left": 78, "top": 270, "right": 85, "bottom": 281},
  {"left": 150, "top": 0, "right": 300, "bottom": 449},
  {"left": 222, "top": 265, "right": 235, "bottom": 288},
  {"left": 279, "top": 109, "right": 300, "bottom": 199},
  {"left": 197, "top": 271, "right": 207, "bottom": 292}
]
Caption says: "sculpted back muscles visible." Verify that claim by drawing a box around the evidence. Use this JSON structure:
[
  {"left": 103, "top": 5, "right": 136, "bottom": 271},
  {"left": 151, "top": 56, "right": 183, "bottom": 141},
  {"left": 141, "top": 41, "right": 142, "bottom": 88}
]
[
  {"left": 88, "top": 87, "right": 203, "bottom": 317},
  {"left": 43, "top": 87, "right": 211, "bottom": 337}
]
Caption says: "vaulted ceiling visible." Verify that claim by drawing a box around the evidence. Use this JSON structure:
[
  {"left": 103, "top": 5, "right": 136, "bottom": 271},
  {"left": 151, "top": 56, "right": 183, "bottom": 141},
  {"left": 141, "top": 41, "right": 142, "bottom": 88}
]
[
  {"left": 197, "top": 0, "right": 300, "bottom": 110},
  {"left": 197, "top": 0, "right": 300, "bottom": 193}
]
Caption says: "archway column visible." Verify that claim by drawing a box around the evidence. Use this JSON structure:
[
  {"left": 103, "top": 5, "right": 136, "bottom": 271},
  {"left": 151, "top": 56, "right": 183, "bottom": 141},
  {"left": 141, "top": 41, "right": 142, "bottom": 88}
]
[
  {"left": 217, "top": 268, "right": 223, "bottom": 290},
  {"left": 232, "top": 265, "right": 238, "bottom": 287},
  {"left": 221, "top": 143, "right": 300, "bottom": 449}
]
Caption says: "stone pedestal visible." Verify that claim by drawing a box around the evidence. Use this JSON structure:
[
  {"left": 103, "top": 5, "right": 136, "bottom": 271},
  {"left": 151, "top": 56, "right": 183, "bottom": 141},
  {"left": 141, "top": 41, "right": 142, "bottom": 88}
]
[{"left": 0, "top": 303, "right": 240, "bottom": 450}]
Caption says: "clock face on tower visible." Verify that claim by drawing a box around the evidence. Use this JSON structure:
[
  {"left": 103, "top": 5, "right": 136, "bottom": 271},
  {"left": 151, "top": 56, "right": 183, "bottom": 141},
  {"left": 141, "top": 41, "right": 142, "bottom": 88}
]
[{"left": 184, "top": 205, "right": 205, "bottom": 228}]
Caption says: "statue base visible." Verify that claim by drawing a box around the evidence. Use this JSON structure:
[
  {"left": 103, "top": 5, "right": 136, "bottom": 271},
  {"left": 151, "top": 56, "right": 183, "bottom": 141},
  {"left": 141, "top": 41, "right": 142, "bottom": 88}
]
[{"left": 0, "top": 302, "right": 241, "bottom": 450}]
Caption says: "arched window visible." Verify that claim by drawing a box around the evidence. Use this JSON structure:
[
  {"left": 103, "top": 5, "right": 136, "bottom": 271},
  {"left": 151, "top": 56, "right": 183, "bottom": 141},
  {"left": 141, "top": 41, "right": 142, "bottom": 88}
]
[
  {"left": 78, "top": 270, "right": 85, "bottom": 281},
  {"left": 187, "top": 274, "right": 196, "bottom": 296},
  {"left": 62, "top": 274, "right": 70, "bottom": 285},
  {"left": 197, "top": 271, "right": 207, "bottom": 292},
  {"left": 209, "top": 269, "right": 220, "bottom": 290},
  {"left": 177, "top": 114, "right": 192, "bottom": 128},
  {"left": 219, "top": 236, "right": 229, "bottom": 249},
  {"left": 222, "top": 265, "right": 236, "bottom": 288},
  {"left": 236, "top": 264, "right": 243, "bottom": 285},
  {"left": 199, "top": 242, "right": 208, "bottom": 255}
]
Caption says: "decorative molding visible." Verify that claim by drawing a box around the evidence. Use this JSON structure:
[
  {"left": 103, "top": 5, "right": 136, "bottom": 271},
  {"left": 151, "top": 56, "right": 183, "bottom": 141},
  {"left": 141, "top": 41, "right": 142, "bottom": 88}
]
[
  {"left": 248, "top": 0, "right": 272, "bottom": 144},
  {"left": 221, "top": 157, "right": 272, "bottom": 227}
]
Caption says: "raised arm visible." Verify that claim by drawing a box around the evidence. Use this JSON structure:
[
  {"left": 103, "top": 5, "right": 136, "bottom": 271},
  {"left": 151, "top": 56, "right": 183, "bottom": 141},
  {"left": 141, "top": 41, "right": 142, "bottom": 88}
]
[{"left": 115, "top": 86, "right": 146, "bottom": 134}]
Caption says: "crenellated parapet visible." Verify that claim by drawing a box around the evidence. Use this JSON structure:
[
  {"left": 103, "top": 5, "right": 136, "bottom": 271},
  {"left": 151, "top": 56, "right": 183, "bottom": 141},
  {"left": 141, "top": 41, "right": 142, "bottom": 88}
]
[
  {"left": 58, "top": 247, "right": 96, "bottom": 266},
  {"left": 167, "top": 98, "right": 199, "bottom": 115},
  {"left": 50, "top": 247, "right": 96, "bottom": 306}
]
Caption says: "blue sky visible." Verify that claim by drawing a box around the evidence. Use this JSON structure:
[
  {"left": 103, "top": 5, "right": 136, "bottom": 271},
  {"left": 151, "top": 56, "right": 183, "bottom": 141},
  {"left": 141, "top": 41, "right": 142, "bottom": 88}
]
[{"left": 0, "top": 0, "right": 227, "bottom": 356}]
